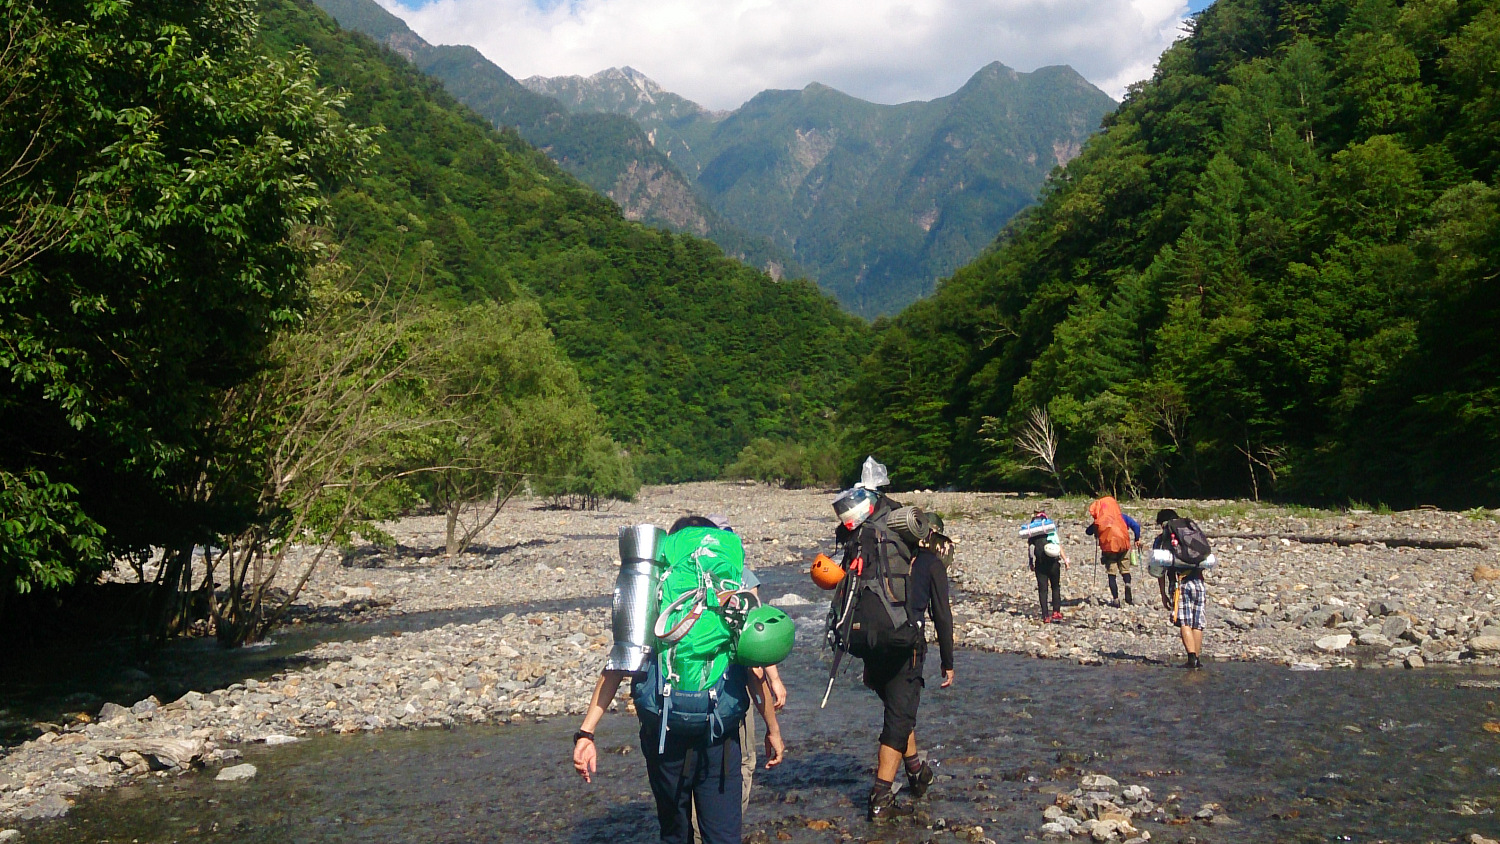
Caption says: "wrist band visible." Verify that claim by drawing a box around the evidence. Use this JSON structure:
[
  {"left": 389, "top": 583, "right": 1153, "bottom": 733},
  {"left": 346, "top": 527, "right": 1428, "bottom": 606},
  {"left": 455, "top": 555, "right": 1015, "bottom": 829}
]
[{"left": 574, "top": 729, "right": 595, "bottom": 744}]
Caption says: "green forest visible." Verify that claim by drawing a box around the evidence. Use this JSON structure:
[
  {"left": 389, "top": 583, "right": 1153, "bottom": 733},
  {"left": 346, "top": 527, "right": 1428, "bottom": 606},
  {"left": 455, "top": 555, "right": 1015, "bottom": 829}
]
[
  {"left": 847, "top": 0, "right": 1500, "bottom": 509},
  {"left": 0, "top": 0, "right": 865, "bottom": 638},
  {"left": 5, "top": 0, "right": 1499, "bottom": 644}
]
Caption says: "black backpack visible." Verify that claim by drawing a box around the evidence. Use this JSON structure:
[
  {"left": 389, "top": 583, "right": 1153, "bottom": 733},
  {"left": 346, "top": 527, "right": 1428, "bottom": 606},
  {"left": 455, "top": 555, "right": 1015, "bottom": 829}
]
[
  {"left": 837, "top": 503, "right": 923, "bottom": 658},
  {"left": 1163, "top": 518, "right": 1213, "bottom": 567}
]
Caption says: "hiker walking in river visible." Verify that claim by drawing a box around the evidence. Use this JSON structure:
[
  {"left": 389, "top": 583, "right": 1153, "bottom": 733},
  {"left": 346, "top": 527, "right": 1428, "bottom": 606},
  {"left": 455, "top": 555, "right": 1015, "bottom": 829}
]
[
  {"left": 1148, "top": 508, "right": 1216, "bottom": 670},
  {"left": 694, "top": 515, "right": 786, "bottom": 838},
  {"left": 574, "top": 516, "right": 789, "bottom": 844},
  {"left": 1020, "top": 510, "right": 1070, "bottom": 622},
  {"left": 819, "top": 459, "right": 954, "bottom": 822},
  {"left": 1086, "top": 496, "right": 1140, "bottom": 606}
]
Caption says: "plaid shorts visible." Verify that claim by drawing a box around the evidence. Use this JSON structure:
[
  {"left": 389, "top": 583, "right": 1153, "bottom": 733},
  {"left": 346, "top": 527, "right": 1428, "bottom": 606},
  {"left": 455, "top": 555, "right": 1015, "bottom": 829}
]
[{"left": 1172, "top": 576, "right": 1206, "bottom": 630}]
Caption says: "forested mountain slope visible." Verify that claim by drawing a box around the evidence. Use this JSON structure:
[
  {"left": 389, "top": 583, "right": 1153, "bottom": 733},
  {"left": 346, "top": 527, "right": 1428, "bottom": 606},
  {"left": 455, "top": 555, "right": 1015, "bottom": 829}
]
[
  {"left": 309, "top": 0, "right": 794, "bottom": 275},
  {"left": 264, "top": 0, "right": 867, "bottom": 481},
  {"left": 846, "top": 0, "right": 1500, "bottom": 508},
  {"left": 527, "top": 63, "right": 1117, "bottom": 316}
]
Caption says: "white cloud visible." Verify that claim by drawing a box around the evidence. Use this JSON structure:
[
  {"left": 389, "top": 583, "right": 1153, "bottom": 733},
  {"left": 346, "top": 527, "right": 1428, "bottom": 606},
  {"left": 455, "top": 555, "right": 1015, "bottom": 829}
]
[{"left": 380, "top": 0, "right": 1193, "bottom": 110}]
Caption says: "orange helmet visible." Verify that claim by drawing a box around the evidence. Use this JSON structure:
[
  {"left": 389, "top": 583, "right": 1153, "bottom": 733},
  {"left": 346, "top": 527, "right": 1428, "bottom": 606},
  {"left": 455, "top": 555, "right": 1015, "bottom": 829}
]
[{"left": 810, "top": 553, "right": 845, "bottom": 590}]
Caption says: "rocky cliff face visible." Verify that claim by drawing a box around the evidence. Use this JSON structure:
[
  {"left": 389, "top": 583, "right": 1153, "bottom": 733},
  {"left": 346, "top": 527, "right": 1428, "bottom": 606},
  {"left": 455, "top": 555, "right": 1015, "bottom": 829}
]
[
  {"left": 311, "top": 0, "right": 791, "bottom": 276},
  {"left": 526, "top": 63, "right": 1117, "bottom": 316}
]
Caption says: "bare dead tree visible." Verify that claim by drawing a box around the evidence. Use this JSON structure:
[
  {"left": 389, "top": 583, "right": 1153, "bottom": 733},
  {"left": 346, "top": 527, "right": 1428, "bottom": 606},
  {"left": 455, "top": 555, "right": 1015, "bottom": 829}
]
[
  {"left": 1015, "top": 406, "right": 1068, "bottom": 495},
  {"left": 1235, "top": 440, "right": 1286, "bottom": 502},
  {"left": 0, "top": 5, "right": 71, "bottom": 280}
]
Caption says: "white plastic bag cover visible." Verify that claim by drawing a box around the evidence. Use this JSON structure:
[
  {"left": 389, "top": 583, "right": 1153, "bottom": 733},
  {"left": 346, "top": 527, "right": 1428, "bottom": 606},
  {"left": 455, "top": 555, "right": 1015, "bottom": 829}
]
[{"left": 858, "top": 456, "right": 889, "bottom": 490}]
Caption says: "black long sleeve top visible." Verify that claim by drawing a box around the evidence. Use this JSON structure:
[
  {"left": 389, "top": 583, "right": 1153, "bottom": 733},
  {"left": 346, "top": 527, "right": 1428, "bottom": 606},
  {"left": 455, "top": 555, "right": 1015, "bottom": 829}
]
[{"left": 907, "top": 548, "right": 955, "bottom": 671}]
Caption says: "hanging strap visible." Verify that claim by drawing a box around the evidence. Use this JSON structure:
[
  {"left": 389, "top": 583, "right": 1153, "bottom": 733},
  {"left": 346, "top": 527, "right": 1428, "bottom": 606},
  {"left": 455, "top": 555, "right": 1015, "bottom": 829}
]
[
  {"left": 658, "top": 680, "right": 673, "bottom": 753},
  {"left": 654, "top": 588, "right": 707, "bottom": 645}
]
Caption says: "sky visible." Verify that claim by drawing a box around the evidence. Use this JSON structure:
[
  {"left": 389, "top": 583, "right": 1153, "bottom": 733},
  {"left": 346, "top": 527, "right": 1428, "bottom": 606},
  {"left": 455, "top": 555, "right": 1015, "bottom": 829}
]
[{"left": 380, "top": 0, "right": 1220, "bottom": 110}]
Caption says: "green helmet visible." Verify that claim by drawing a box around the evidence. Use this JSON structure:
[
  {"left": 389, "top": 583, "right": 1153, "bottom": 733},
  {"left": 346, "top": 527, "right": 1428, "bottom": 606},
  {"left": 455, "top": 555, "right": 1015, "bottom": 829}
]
[{"left": 733, "top": 605, "right": 795, "bottom": 667}]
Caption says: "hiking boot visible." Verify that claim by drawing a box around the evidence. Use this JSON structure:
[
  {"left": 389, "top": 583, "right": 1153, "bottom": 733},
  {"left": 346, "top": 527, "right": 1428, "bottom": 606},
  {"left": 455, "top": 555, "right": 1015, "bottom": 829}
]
[
  {"left": 1186, "top": 653, "right": 1201, "bottom": 670},
  {"left": 1051, "top": 611, "right": 1063, "bottom": 622},
  {"left": 1124, "top": 588, "right": 1135, "bottom": 605},
  {"left": 1041, "top": 614, "right": 1052, "bottom": 624},
  {"left": 867, "top": 785, "right": 913, "bottom": 821},
  {"left": 906, "top": 761, "right": 935, "bottom": 799},
  {"left": 1109, "top": 599, "right": 1122, "bottom": 609}
]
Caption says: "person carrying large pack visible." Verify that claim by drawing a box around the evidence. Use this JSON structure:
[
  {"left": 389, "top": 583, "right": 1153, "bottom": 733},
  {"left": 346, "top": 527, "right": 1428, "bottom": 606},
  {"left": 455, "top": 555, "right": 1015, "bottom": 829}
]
[
  {"left": 573, "top": 516, "right": 792, "bottom": 844},
  {"left": 1020, "top": 510, "right": 1070, "bottom": 622},
  {"left": 1148, "top": 508, "right": 1217, "bottom": 670},
  {"left": 814, "top": 457, "right": 954, "bottom": 822},
  {"left": 1087, "top": 496, "right": 1142, "bottom": 606}
]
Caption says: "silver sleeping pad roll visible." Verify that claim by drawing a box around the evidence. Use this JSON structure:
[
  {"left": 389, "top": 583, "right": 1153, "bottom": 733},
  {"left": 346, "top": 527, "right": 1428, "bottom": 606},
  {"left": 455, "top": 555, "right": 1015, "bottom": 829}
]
[{"left": 604, "top": 524, "right": 667, "bottom": 673}]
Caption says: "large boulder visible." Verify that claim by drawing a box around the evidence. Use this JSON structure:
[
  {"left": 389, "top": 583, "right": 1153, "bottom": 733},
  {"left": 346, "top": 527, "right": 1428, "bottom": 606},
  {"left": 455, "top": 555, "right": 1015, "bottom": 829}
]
[
  {"left": 1468, "top": 635, "right": 1500, "bottom": 654},
  {"left": 1316, "top": 634, "right": 1353, "bottom": 652},
  {"left": 95, "top": 737, "right": 205, "bottom": 770},
  {"left": 1381, "top": 615, "right": 1411, "bottom": 640}
]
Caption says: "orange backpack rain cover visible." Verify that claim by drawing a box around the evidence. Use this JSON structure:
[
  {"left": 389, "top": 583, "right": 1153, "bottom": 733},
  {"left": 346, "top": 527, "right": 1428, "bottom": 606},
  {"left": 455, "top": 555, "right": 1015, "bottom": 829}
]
[{"left": 1088, "top": 496, "right": 1131, "bottom": 553}]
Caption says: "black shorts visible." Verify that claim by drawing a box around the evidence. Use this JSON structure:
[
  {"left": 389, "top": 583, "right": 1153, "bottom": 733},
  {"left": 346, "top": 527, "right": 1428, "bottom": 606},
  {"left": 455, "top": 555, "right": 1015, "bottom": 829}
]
[{"left": 862, "top": 648, "right": 924, "bottom": 751}]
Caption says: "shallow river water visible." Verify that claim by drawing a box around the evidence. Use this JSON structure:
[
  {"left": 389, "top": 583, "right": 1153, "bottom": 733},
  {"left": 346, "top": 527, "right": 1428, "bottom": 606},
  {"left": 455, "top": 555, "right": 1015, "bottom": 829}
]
[{"left": 15, "top": 567, "right": 1500, "bottom": 843}]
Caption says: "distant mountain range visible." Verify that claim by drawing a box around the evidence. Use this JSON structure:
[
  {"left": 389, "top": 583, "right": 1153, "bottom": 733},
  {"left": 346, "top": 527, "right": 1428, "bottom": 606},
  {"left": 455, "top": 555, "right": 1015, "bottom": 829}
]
[
  {"left": 314, "top": 0, "right": 1115, "bottom": 316},
  {"left": 528, "top": 64, "right": 1116, "bottom": 315},
  {"left": 310, "top": 0, "right": 796, "bottom": 277}
]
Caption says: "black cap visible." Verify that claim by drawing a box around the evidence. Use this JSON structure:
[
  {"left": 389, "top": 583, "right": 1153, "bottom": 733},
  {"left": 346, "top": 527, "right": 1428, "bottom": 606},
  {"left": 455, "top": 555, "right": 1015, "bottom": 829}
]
[{"left": 1155, "top": 508, "right": 1179, "bottom": 525}]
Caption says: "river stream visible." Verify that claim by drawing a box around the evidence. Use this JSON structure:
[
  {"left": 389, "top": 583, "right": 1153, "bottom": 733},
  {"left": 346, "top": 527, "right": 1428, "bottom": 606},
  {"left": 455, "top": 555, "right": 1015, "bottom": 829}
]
[{"left": 12, "top": 568, "right": 1500, "bottom": 843}]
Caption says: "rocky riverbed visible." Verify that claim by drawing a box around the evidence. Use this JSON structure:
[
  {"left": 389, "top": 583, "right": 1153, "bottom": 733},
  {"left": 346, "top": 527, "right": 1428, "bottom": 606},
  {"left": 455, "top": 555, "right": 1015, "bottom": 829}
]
[{"left": 3, "top": 482, "right": 1499, "bottom": 829}]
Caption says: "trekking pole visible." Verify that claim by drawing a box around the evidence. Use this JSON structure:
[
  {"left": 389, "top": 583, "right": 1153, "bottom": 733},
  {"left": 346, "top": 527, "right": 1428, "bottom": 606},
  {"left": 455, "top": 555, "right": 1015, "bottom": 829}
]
[{"left": 1093, "top": 545, "right": 1099, "bottom": 601}]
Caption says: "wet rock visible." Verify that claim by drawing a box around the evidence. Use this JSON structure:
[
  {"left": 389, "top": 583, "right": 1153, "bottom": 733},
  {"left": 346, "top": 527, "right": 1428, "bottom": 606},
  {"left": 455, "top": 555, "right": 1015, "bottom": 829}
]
[
  {"left": 17, "top": 795, "right": 68, "bottom": 820},
  {"left": 262, "top": 735, "right": 300, "bottom": 746},
  {"left": 215, "top": 764, "right": 258, "bottom": 782}
]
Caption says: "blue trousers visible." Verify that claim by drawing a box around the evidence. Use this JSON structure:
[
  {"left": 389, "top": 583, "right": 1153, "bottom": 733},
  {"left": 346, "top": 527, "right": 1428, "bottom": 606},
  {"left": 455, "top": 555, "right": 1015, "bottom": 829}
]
[{"left": 640, "top": 722, "right": 743, "bottom": 844}]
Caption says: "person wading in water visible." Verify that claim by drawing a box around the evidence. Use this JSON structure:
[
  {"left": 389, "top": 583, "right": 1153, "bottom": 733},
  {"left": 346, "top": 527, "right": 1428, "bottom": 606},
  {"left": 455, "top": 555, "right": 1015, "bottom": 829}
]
[
  {"left": 573, "top": 516, "right": 788, "bottom": 843},
  {"left": 825, "top": 479, "right": 955, "bottom": 822}
]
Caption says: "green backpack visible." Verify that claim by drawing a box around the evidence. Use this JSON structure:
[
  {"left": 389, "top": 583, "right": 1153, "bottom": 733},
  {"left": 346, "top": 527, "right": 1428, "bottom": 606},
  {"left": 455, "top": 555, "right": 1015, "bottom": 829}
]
[
  {"left": 633, "top": 526, "right": 754, "bottom": 751},
  {"left": 654, "top": 526, "right": 746, "bottom": 689}
]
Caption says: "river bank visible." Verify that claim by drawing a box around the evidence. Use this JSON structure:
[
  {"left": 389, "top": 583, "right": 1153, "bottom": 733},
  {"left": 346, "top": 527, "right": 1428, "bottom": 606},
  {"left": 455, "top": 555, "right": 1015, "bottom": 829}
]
[{"left": 3, "top": 482, "right": 1499, "bottom": 827}]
